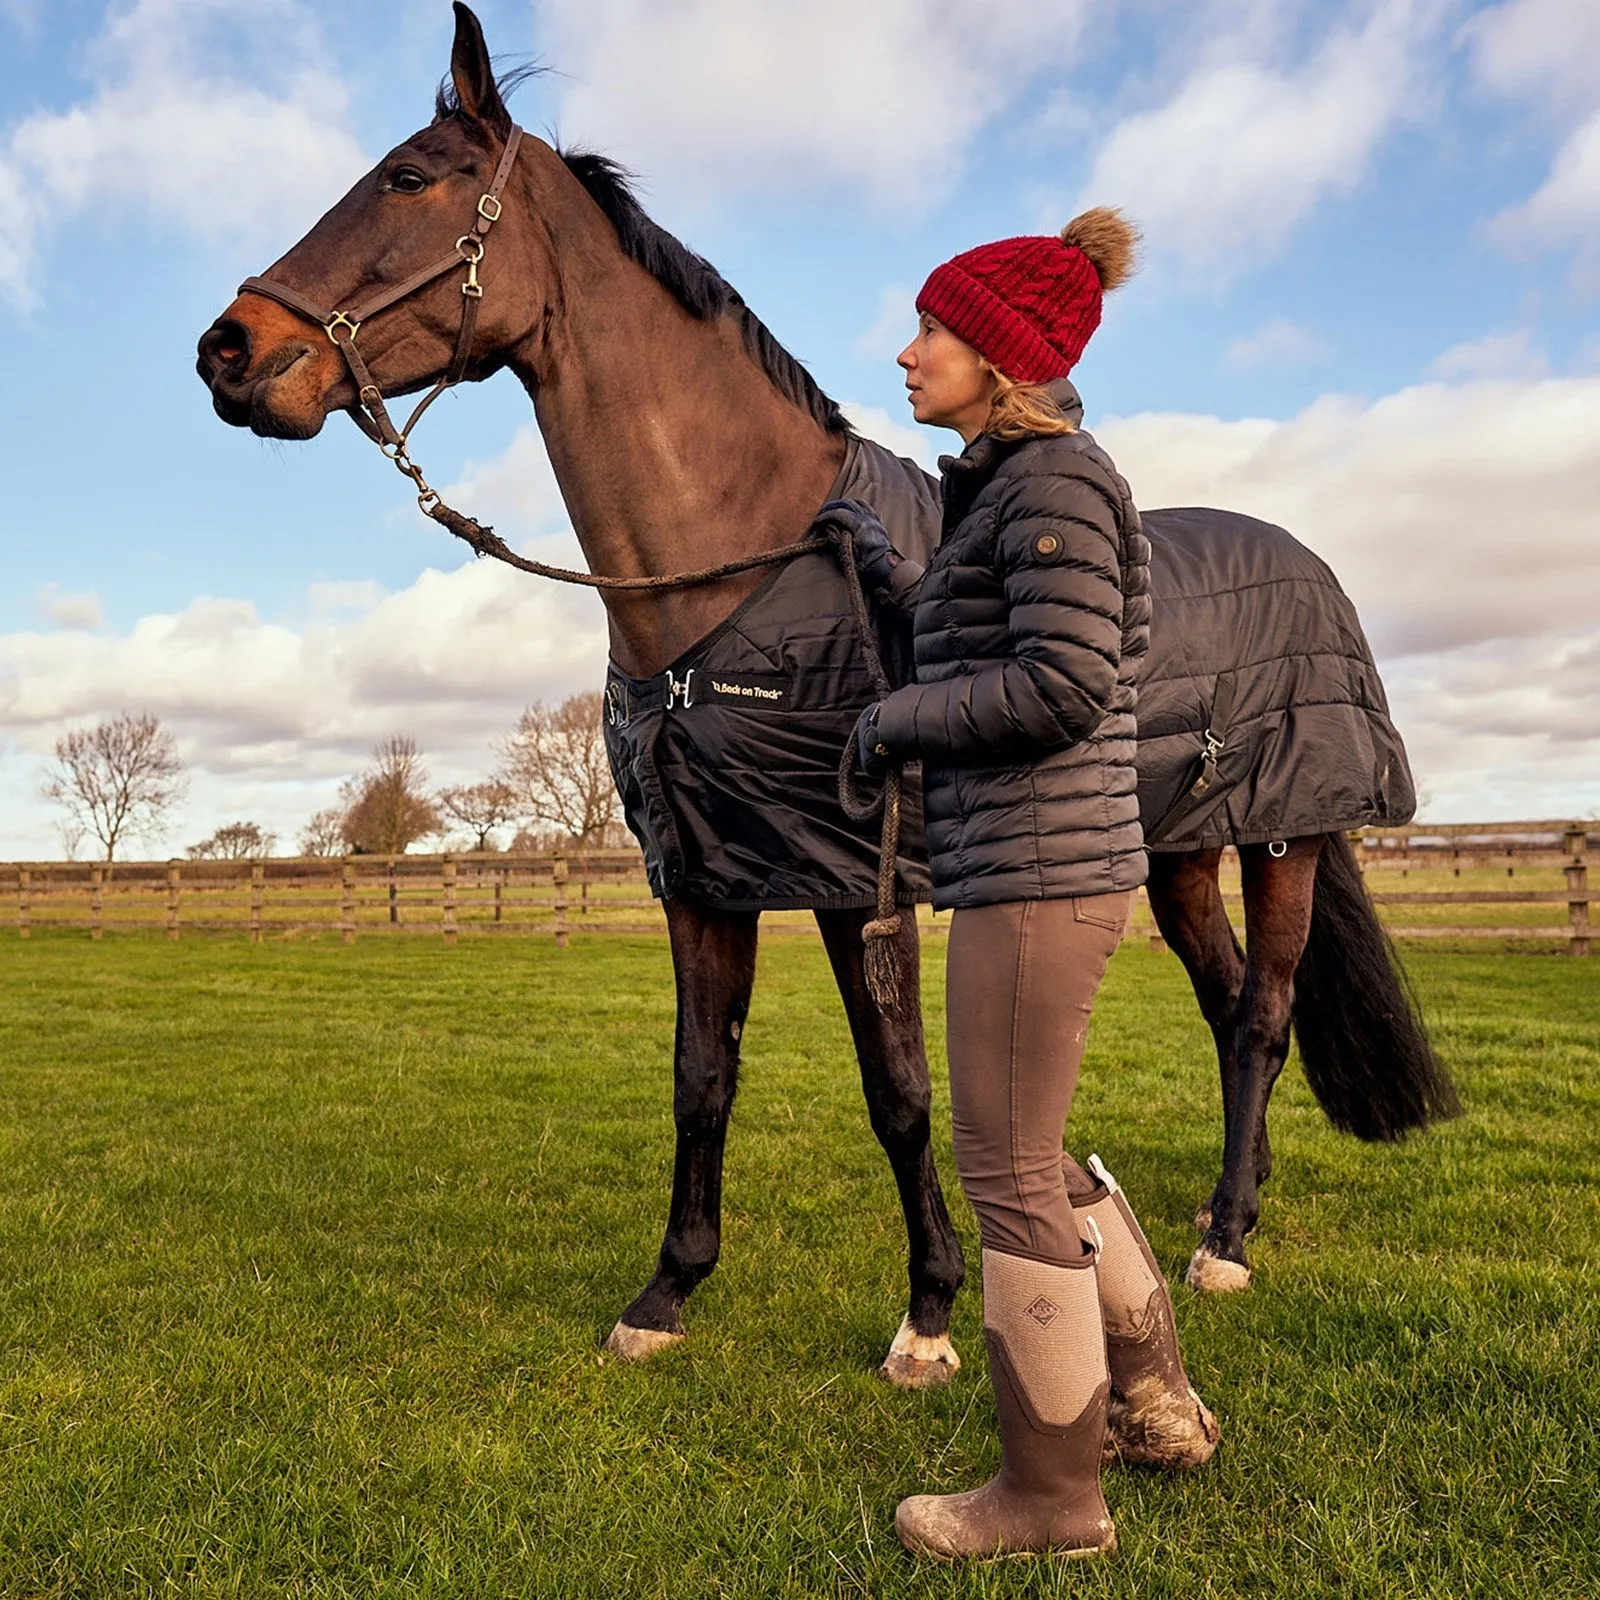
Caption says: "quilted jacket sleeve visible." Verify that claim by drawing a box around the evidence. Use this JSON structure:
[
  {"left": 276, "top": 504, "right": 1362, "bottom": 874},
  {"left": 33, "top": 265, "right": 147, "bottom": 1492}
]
[{"left": 875, "top": 454, "right": 1125, "bottom": 766}]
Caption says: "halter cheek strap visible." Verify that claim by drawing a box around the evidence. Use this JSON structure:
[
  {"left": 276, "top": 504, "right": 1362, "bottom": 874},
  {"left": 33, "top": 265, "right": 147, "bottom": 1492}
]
[{"left": 239, "top": 125, "right": 525, "bottom": 476}]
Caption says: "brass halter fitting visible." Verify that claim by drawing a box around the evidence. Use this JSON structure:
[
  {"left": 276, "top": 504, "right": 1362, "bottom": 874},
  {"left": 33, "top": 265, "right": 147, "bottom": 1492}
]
[{"left": 456, "top": 235, "right": 485, "bottom": 298}]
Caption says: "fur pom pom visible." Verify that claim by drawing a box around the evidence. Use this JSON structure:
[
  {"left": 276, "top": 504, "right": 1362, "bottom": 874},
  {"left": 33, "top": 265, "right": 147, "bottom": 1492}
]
[{"left": 1060, "top": 207, "right": 1141, "bottom": 292}]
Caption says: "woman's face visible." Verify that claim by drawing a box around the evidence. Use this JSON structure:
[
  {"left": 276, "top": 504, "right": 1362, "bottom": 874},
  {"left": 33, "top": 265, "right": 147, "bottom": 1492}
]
[{"left": 898, "top": 313, "right": 997, "bottom": 443}]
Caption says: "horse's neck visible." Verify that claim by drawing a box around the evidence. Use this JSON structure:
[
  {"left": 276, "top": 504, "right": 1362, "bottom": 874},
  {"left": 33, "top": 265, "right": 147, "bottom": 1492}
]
[{"left": 508, "top": 233, "right": 845, "bottom": 678}]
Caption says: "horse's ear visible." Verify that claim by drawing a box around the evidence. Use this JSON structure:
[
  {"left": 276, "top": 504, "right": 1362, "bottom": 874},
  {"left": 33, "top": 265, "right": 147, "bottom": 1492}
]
[{"left": 450, "top": 2, "right": 510, "bottom": 135}]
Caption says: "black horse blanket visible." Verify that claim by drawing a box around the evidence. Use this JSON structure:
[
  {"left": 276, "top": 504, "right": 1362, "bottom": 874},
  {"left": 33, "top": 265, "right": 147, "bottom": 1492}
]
[
  {"left": 1137, "top": 507, "right": 1415, "bottom": 851},
  {"left": 603, "top": 436, "right": 939, "bottom": 910},
  {"left": 605, "top": 443, "right": 1416, "bottom": 909}
]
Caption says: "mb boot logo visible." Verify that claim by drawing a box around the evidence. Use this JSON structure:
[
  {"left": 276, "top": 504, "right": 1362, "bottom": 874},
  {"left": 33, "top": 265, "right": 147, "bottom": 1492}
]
[{"left": 1024, "top": 1295, "right": 1061, "bottom": 1327}]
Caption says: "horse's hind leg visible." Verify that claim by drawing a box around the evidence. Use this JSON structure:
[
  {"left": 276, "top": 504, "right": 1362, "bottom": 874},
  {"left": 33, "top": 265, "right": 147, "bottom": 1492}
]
[
  {"left": 1187, "top": 839, "right": 1321, "bottom": 1293},
  {"left": 1145, "top": 850, "right": 1250, "bottom": 1232},
  {"left": 815, "top": 907, "right": 965, "bottom": 1389},
  {"left": 604, "top": 900, "right": 759, "bottom": 1360}
]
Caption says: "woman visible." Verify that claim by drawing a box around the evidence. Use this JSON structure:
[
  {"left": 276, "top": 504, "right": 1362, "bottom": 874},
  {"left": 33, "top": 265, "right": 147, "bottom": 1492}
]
[{"left": 839, "top": 210, "right": 1217, "bottom": 1561}]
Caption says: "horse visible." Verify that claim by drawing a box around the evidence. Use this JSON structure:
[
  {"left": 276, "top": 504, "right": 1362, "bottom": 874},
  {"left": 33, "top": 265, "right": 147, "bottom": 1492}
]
[{"left": 196, "top": 5, "right": 1458, "bottom": 1375}]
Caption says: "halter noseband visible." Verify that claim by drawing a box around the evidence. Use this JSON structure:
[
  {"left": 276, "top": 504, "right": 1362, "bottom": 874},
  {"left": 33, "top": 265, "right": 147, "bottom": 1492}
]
[{"left": 238, "top": 124, "right": 526, "bottom": 515}]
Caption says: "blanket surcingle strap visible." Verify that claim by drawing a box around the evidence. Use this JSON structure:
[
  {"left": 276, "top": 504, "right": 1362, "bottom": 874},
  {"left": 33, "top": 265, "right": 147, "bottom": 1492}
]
[{"left": 602, "top": 437, "right": 940, "bottom": 1007}]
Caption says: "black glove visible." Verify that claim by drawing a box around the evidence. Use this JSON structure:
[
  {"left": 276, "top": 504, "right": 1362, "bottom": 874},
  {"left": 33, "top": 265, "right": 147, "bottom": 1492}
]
[
  {"left": 818, "top": 498, "right": 901, "bottom": 594},
  {"left": 854, "top": 702, "right": 891, "bottom": 778}
]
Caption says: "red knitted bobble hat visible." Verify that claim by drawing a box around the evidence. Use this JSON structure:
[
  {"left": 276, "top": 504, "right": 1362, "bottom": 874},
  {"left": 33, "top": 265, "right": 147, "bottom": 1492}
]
[{"left": 915, "top": 208, "right": 1140, "bottom": 383}]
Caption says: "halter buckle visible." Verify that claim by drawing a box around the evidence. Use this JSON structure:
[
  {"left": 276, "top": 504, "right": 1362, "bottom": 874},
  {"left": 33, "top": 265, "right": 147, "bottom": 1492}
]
[
  {"left": 477, "top": 193, "right": 502, "bottom": 223},
  {"left": 324, "top": 311, "right": 360, "bottom": 344}
]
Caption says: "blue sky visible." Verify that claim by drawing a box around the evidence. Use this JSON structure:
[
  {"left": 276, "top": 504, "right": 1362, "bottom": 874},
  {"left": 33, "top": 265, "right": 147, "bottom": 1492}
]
[{"left": 2, "top": 0, "right": 1598, "bottom": 857}]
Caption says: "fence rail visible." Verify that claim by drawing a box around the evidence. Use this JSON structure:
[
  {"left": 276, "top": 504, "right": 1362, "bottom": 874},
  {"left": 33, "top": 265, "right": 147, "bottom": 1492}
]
[{"left": 7, "top": 820, "right": 1593, "bottom": 955}]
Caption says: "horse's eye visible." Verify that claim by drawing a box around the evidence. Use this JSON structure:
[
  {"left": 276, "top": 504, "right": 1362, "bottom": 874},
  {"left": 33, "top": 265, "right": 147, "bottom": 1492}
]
[{"left": 387, "top": 167, "right": 428, "bottom": 194}]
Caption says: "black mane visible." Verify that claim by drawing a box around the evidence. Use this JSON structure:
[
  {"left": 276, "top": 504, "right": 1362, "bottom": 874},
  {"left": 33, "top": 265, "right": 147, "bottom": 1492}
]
[
  {"left": 436, "top": 63, "right": 849, "bottom": 436},
  {"left": 558, "top": 152, "right": 850, "bottom": 436}
]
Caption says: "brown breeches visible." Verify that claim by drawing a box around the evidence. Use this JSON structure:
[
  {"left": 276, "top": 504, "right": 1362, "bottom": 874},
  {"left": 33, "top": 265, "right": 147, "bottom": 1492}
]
[{"left": 945, "top": 893, "right": 1133, "bottom": 1266}]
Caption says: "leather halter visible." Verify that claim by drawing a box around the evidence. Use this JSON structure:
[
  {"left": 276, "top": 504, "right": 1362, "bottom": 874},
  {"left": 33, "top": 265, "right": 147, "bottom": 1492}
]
[{"left": 238, "top": 125, "right": 525, "bottom": 493}]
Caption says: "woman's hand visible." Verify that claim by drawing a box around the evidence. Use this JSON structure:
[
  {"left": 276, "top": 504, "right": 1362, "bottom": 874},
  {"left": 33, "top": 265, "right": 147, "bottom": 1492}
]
[
  {"left": 820, "top": 498, "right": 902, "bottom": 593},
  {"left": 854, "top": 702, "right": 892, "bottom": 777}
]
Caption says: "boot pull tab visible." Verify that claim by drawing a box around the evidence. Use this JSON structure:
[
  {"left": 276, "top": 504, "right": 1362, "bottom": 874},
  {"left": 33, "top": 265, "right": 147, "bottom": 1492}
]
[
  {"left": 1083, "top": 1215, "right": 1105, "bottom": 1260},
  {"left": 1087, "top": 1153, "right": 1119, "bottom": 1195}
]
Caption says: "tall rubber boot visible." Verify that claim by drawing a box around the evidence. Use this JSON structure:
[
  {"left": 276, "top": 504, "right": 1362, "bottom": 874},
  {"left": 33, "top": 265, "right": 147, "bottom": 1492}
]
[
  {"left": 895, "top": 1245, "right": 1116, "bottom": 1561},
  {"left": 1075, "top": 1154, "right": 1219, "bottom": 1470}
]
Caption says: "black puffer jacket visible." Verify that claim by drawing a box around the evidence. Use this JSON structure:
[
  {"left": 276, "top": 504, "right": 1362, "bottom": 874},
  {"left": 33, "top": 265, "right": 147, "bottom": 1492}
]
[{"left": 874, "top": 398, "right": 1151, "bottom": 909}]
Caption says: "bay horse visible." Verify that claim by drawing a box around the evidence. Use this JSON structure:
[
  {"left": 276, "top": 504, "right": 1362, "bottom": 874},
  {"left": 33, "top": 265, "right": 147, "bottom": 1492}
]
[{"left": 196, "top": 6, "right": 1457, "bottom": 1376}]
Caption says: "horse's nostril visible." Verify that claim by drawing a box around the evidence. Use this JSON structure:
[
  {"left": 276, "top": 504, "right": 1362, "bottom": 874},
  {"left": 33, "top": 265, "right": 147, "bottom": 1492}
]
[{"left": 199, "top": 318, "right": 252, "bottom": 379}]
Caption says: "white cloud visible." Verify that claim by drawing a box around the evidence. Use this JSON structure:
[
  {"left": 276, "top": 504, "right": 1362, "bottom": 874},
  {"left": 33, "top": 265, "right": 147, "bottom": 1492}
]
[
  {"left": 1077, "top": 0, "right": 1446, "bottom": 280},
  {"left": 0, "top": 552, "right": 610, "bottom": 857},
  {"left": 439, "top": 424, "right": 571, "bottom": 539},
  {"left": 1428, "top": 328, "right": 1548, "bottom": 380},
  {"left": 0, "top": 0, "right": 367, "bottom": 308},
  {"left": 1222, "top": 317, "right": 1327, "bottom": 372},
  {"left": 1098, "top": 375, "right": 1600, "bottom": 657},
  {"left": 534, "top": 0, "right": 1088, "bottom": 210},
  {"left": 34, "top": 585, "right": 104, "bottom": 631},
  {"left": 1387, "top": 629, "right": 1600, "bottom": 821},
  {"left": 1489, "top": 109, "right": 1600, "bottom": 262},
  {"left": 840, "top": 400, "right": 936, "bottom": 471},
  {"left": 1464, "top": 0, "right": 1600, "bottom": 114},
  {"left": 1466, "top": 0, "right": 1600, "bottom": 263},
  {"left": 1094, "top": 373, "right": 1600, "bottom": 815}
]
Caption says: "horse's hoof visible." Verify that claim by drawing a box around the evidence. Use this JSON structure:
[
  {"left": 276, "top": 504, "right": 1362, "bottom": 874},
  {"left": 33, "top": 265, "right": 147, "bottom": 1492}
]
[
  {"left": 1185, "top": 1248, "right": 1251, "bottom": 1294},
  {"left": 878, "top": 1314, "right": 960, "bottom": 1390},
  {"left": 603, "top": 1320, "right": 686, "bottom": 1361}
]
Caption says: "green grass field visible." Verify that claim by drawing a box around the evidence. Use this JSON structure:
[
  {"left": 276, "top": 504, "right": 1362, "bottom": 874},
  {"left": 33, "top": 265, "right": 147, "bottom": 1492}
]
[{"left": 0, "top": 933, "right": 1595, "bottom": 1598}]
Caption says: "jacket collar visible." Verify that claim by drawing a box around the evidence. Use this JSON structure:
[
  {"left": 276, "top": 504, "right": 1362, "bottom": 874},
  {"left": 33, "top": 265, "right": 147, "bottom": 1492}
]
[{"left": 937, "top": 378, "right": 1087, "bottom": 512}]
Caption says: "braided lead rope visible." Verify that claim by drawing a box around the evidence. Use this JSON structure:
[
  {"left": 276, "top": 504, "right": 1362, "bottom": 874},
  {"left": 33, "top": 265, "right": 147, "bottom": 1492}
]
[{"left": 828, "top": 525, "right": 906, "bottom": 1013}]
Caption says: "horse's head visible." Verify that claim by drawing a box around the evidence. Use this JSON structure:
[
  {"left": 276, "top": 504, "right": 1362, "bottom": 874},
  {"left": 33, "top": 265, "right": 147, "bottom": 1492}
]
[{"left": 197, "top": 3, "right": 549, "bottom": 441}]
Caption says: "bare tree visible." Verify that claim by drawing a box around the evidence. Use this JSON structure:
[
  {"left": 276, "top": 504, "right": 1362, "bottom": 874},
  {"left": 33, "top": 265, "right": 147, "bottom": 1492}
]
[
  {"left": 498, "top": 692, "right": 622, "bottom": 846},
  {"left": 42, "top": 712, "right": 185, "bottom": 862},
  {"left": 298, "top": 806, "right": 346, "bottom": 857},
  {"left": 341, "top": 734, "right": 441, "bottom": 855},
  {"left": 436, "top": 780, "right": 517, "bottom": 852},
  {"left": 187, "top": 821, "right": 277, "bottom": 860}
]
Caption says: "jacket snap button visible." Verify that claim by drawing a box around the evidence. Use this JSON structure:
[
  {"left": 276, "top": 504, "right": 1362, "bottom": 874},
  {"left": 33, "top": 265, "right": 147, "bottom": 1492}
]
[{"left": 1035, "top": 534, "right": 1060, "bottom": 557}]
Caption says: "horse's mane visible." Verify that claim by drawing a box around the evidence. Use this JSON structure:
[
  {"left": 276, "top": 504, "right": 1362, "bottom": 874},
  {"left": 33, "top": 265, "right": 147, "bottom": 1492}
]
[
  {"left": 435, "top": 66, "right": 850, "bottom": 436},
  {"left": 558, "top": 152, "right": 850, "bottom": 436}
]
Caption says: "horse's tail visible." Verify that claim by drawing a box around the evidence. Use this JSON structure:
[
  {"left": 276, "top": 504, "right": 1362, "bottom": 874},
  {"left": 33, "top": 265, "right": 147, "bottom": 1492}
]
[{"left": 1291, "top": 830, "right": 1460, "bottom": 1140}]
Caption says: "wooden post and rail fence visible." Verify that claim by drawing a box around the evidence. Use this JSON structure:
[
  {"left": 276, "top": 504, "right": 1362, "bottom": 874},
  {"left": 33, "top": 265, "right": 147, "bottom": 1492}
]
[{"left": 6, "top": 821, "right": 1594, "bottom": 956}]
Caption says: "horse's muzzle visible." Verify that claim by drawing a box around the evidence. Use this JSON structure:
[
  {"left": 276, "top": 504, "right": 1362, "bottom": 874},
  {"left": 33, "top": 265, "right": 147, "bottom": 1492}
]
[{"left": 197, "top": 319, "right": 327, "bottom": 439}]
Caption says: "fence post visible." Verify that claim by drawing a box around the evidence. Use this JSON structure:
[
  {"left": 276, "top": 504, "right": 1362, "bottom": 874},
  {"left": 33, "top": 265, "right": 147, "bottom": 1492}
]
[
  {"left": 580, "top": 850, "right": 590, "bottom": 916},
  {"left": 18, "top": 867, "right": 29, "bottom": 941},
  {"left": 493, "top": 874, "right": 504, "bottom": 924},
  {"left": 250, "top": 861, "right": 264, "bottom": 944},
  {"left": 90, "top": 864, "right": 103, "bottom": 941},
  {"left": 341, "top": 858, "right": 355, "bottom": 945},
  {"left": 442, "top": 853, "right": 457, "bottom": 946},
  {"left": 167, "top": 861, "right": 181, "bottom": 941},
  {"left": 1565, "top": 825, "right": 1590, "bottom": 958},
  {"left": 388, "top": 857, "right": 399, "bottom": 926},
  {"left": 553, "top": 852, "right": 569, "bottom": 949}
]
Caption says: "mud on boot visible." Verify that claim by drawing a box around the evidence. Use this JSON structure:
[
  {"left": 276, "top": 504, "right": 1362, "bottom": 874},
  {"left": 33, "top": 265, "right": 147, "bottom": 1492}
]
[{"left": 1076, "top": 1155, "right": 1219, "bottom": 1470}]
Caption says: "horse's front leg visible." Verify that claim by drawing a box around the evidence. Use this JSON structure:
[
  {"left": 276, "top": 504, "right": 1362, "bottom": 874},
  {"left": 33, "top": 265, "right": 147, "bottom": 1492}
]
[
  {"left": 604, "top": 899, "right": 759, "bottom": 1360},
  {"left": 1186, "top": 839, "right": 1320, "bottom": 1293},
  {"left": 815, "top": 907, "right": 966, "bottom": 1389}
]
